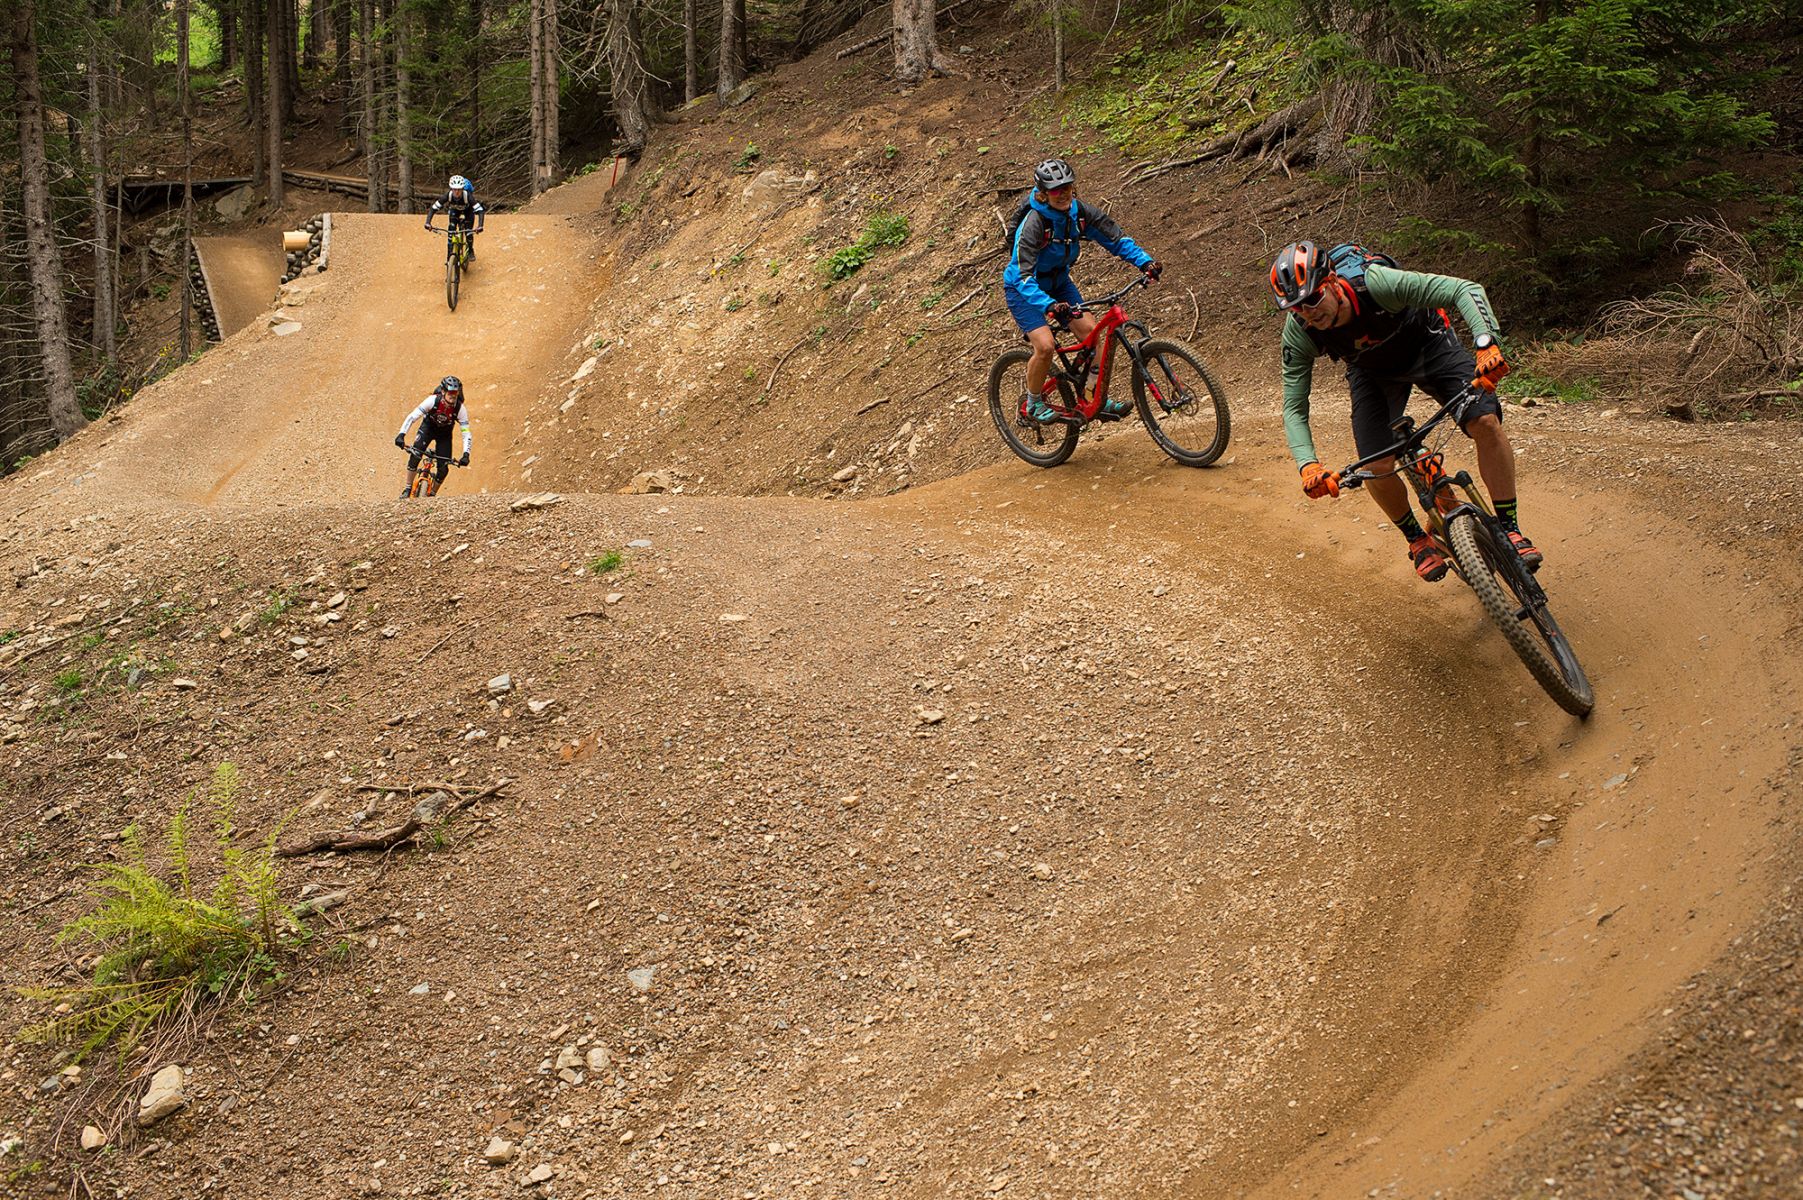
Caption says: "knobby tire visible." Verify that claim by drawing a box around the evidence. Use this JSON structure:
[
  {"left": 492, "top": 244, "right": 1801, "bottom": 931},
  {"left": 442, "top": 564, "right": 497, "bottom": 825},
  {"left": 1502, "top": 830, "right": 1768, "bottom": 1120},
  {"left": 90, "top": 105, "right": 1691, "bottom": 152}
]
[
  {"left": 1129, "top": 338, "right": 1231, "bottom": 467},
  {"left": 987, "top": 348, "right": 1080, "bottom": 468},
  {"left": 1447, "top": 513, "right": 1594, "bottom": 717},
  {"left": 446, "top": 250, "right": 461, "bottom": 312}
]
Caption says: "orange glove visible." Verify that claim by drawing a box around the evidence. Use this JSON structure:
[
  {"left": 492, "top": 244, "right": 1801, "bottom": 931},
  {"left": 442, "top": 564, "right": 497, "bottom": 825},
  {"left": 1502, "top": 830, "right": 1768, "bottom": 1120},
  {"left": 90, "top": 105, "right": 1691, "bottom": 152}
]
[
  {"left": 1300, "top": 461, "right": 1340, "bottom": 499},
  {"left": 1473, "top": 340, "right": 1510, "bottom": 391}
]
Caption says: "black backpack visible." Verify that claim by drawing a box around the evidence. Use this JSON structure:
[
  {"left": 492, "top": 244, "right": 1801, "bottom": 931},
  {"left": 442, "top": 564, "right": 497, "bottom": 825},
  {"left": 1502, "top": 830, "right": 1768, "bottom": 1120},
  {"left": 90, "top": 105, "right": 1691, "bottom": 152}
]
[{"left": 1004, "top": 192, "right": 1086, "bottom": 257}]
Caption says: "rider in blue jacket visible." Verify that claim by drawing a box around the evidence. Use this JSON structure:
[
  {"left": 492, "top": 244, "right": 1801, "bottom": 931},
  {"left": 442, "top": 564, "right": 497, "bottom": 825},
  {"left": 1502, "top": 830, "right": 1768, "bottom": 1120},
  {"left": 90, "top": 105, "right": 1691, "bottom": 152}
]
[{"left": 1003, "top": 158, "right": 1162, "bottom": 423}]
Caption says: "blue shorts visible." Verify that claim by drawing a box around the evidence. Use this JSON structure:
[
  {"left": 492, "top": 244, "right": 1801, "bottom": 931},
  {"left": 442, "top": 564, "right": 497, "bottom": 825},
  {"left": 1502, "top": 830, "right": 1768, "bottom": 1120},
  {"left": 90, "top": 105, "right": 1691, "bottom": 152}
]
[{"left": 1005, "top": 274, "right": 1085, "bottom": 335}]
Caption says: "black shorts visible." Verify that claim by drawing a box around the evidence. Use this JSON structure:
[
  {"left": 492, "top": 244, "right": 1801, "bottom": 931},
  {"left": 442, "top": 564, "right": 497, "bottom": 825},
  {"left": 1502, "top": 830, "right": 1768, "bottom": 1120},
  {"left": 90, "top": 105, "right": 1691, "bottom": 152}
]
[
  {"left": 1347, "top": 324, "right": 1501, "bottom": 459},
  {"left": 410, "top": 422, "right": 454, "bottom": 473}
]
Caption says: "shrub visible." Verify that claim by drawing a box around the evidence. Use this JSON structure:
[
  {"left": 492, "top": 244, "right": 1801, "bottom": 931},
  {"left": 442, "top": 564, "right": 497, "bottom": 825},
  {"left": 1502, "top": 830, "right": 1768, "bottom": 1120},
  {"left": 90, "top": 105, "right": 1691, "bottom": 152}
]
[
  {"left": 20, "top": 764, "right": 298, "bottom": 1060},
  {"left": 822, "top": 211, "right": 911, "bottom": 281}
]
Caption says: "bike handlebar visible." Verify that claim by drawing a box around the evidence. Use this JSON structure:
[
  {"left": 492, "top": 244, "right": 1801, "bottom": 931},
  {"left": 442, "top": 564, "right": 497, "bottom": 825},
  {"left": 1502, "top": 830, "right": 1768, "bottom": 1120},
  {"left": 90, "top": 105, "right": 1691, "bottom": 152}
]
[
  {"left": 1335, "top": 386, "right": 1483, "bottom": 488},
  {"left": 398, "top": 445, "right": 466, "bottom": 465}
]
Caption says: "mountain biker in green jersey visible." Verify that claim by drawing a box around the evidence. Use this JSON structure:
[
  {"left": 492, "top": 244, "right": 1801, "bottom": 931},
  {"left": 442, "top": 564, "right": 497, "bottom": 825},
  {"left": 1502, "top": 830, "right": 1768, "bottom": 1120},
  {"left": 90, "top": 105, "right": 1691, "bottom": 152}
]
[{"left": 1269, "top": 240, "right": 1538, "bottom": 582}]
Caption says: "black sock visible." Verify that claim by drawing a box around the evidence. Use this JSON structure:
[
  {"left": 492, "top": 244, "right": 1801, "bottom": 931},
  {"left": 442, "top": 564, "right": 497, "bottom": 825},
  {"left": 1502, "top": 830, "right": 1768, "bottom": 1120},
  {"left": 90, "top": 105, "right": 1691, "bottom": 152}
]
[
  {"left": 1494, "top": 498, "right": 1520, "bottom": 532},
  {"left": 1396, "top": 511, "right": 1425, "bottom": 540}
]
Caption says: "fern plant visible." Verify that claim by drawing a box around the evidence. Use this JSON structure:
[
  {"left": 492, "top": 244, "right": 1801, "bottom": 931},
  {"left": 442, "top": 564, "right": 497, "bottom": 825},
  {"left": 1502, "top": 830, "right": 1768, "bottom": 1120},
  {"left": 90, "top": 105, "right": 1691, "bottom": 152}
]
[{"left": 21, "top": 764, "right": 298, "bottom": 1060}]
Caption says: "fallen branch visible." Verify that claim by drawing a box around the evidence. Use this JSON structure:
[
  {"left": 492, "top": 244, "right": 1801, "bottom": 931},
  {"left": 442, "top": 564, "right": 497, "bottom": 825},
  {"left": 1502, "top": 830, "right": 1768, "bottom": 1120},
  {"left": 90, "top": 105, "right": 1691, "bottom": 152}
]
[
  {"left": 900, "top": 371, "right": 957, "bottom": 406},
  {"left": 414, "top": 626, "right": 458, "bottom": 664},
  {"left": 1, "top": 627, "right": 93, "bottom": 671},
  {"left": 765, "top": 333, "right": 812, "bottom": 395},
  {"left": 938, "top": 286, "right": 984, "bottom": 317},
  {"left": 1186, "top": 288, "right": 1201, "bottom": 342},
  {"left": 855, "top": 396, "right": 891, "bottom": 415},
  {"left": 280, "top": 779, "right": 512, "bottom": 857}
]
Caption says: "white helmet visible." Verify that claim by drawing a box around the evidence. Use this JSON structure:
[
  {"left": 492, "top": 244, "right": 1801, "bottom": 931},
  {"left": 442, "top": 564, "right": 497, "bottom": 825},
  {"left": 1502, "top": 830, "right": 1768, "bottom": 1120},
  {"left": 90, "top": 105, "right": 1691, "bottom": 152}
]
[{"left": 448, "top": 174, "right": 470, "bottom": 192}]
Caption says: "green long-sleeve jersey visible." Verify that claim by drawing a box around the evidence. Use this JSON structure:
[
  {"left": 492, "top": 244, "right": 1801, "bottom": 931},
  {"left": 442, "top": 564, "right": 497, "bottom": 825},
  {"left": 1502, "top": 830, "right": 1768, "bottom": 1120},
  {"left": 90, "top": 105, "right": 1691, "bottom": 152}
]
[{"left": 1281, "top": 264, "right": 1503, "bottom": 467}]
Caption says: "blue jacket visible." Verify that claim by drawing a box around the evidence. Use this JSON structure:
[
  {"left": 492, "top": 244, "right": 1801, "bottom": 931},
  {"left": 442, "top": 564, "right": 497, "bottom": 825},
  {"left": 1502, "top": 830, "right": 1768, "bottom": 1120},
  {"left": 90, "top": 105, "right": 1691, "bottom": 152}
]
[{"left": 1002, "top": 194, "right": 1152, "bottom": 313}]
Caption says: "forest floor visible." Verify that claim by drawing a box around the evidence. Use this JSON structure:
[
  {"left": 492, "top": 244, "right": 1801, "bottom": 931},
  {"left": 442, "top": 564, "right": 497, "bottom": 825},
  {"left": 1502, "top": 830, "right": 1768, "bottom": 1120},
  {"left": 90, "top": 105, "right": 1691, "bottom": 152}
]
[{"left": 2, "top": 11, "right": 1799, "bottom": 1199}]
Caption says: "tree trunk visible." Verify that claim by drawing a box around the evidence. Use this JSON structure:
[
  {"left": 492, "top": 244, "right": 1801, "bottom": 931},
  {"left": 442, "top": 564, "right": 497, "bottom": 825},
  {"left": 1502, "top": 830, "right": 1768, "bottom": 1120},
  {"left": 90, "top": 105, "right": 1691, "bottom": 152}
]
[
  {"left": 717, "top": 0, "right": 742, "bottom": 99},
  {"left": 180, "top": 0, "right": 195, "bottom": 359},
  {"left": 268, "top": 0, "right": 286, "bottom": 207},
  {"left": 891, "top": 0, "right": 947, "bottom": 86},
  {"left": 335, "top": 0, "right": 354, "bottom": 137},
  {"left": 359, "top": 0, "right": 376, "bottom": 199},
  {"left": 221, "top": 3, "right": 237, "bottom": 68},
  {"left": 369, "top": 0, "right": 388, "bottom": 211},
  {"left": 10, "top": 0, "right": 85, "bottom": 440},
  {"left": 682, "top": 0, "right": 696, "bottom": 103},
  {"left": 88, "top": 24, "right": 117, "bottom": 368},
  {"left": 542, "top": 0, "right": 559, "bottom": 189},
  {"left": 466, "top": 0, "right": 482, "bottom": 163},
  {"left": 312, "top": 0, "right": 328, "bottom": 69},
  {"left": 607, "top": 0, "right": 651, "bottom": 156},
  {"left": 1051, "top": 1, "right": 1064, "bottom": 92},
  {"left": 529, "top": 0, "right": 544, "bottom": 194},
  {"left": 282, "top": 0, "right": 300, "bottom": 117},
  {"left": 248, "top": 0, "right": 266, "bottom": 185},
  {"left": 395, "top": 0, "right": 411, "bottom": 212}
]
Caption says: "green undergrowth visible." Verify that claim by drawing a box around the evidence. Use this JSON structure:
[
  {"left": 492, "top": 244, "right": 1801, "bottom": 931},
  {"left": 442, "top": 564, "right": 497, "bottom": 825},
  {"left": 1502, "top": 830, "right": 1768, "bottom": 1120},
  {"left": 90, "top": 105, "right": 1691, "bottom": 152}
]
[
  {"left": 823, "top": 211, "right": 911, "bottom": 281},
  {"left": 1055, "top": 30, "right": 1307, "bottom": 156},
  {"left": 20, "top": 764, "right": 300, "bottom": 1061}
]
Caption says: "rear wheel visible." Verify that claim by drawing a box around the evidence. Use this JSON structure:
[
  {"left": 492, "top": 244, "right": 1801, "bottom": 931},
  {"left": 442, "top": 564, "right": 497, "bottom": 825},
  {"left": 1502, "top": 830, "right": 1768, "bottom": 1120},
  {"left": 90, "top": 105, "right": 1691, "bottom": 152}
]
[
  {"left": 1447, "top": 513, "right": 1594, "bottom": 716},
  {"left": 987, "top": 348, "right": 1080, "bottom": 468},
  {"left": 1130, "top": 337, "right": 1230, "bottom": 467},
  {"left": 446, "top": 252, "right": 460, "bottom": 311}
]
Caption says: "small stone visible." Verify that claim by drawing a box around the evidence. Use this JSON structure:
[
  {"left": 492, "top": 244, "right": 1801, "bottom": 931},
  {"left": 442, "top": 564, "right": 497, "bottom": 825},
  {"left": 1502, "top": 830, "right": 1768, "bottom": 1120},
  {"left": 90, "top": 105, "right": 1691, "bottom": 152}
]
[
  {"left": 527, "top": 698, "right": 555, "bottom": 715},
  {"left": 138, "top": 1064, "right": 186, "bottom": 1125},
  {"left": 379, "top": 625, "right": 400, "bottom": 638},
  {"left": 915, "top": 707, "right": 945, "bottom": 725},
  {"left": 719, "top": 612, "right": 748, "bottom": 623},
  {"left": 80, "top": 1125, "right": 105, "bottom": 1151},
  {"left": 586, "top": 1047, "right": 611, "bottom": 1072},
  {"left": 1030, "top": 862, "right": 1053, "bottom": 881},
  {"left": 627, "top": 966, "right": 656, "bottom": 993},
  {"left": 555, "top": 1046, "right": 583, "bottom": 1070},
  {"left": 1601, "top": 773, "right": 1629, "bottom": 790},
  {"left": 605, "top": 593, "right": 625, "bottom": 605},
  {"left": 487, "top": 674, "right": 513, "bottom": 696},
  {"left": 218, "top": 626, "right": 235, "bottom": 641},
  {"left": 170, "top": 677, "right": 199, "bottom": 690},
  {"left": 327, "top": 592, "right": 347, "bottom": 609},
  {"left": 271, "top": 321, "right": 302, "bottom": 337},
  {"left": 483, "top": 1136, "right": 517, "bottom": 1164},
  {"left": 526, "top": 1163, "right": 555, "bottom": 1184},
  {"left": 831, "top": 465, "right": 859, "bottom": 483},
  {"left": 508, "top": 492, "right": 563, "bottom": 512},
  {"left": 627, "top": 539, "right": 653, "bottom": 549},
  {"left": 409, "top": 982, "right": 431, "bottom": 995}
]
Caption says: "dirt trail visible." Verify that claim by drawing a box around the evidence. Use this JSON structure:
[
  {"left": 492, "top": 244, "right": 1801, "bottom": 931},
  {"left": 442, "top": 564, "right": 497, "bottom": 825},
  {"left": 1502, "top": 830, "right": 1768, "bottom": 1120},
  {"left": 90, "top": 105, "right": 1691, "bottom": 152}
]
[
  {"left": 193, "top": 234, "right": 285, "bottom": 338},
  {"left": 23, "top": 213, "right": 604, "bottom": 514},
  {"left": 1, "top": 181, "right": 1799, "bottom": 1197}
]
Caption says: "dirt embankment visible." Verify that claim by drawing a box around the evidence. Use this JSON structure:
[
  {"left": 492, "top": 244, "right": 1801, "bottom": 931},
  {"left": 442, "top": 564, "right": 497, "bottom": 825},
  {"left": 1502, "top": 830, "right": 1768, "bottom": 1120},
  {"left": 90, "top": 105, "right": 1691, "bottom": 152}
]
[{"left": 1, "top": 12, "right": 1800, "bottom": 1200}]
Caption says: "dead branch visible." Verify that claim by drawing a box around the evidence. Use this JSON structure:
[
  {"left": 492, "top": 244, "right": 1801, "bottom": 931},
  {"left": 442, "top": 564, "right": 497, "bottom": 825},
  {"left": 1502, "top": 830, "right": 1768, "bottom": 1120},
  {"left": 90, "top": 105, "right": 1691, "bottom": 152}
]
[
  {"left": 279, "top": 780, "right": 511, "bottom": 857},
  {"left": 939, "top": 286, "right": 984, "bottom": 317},
  {"left": 1186, "top": 288, "right": 1201, "bottom": 342},
  {"left": 765, "top": 333, "right": 812, "bottom": 395},
  {"left": 856, "top": 396, "right": 890, "bottom": 415},
  {"left": 414, "top": 627, "right": 457, "bottom": 664}
]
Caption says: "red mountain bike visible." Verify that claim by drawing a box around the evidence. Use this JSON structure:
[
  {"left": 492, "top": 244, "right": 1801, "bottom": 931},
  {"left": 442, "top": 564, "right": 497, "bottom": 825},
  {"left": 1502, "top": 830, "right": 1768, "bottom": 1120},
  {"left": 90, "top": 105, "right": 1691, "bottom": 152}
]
[{"left": 986, "top": 275, "right": 1231, "bottom": 468}]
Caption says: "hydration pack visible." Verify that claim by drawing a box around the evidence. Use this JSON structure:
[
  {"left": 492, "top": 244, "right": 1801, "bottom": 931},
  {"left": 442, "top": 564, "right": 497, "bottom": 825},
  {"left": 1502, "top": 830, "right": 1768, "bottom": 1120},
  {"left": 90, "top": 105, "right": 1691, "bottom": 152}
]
[
  {"left": 1325, "top": 243, "right": 1397, "bottom": 296},
  {"left": 1004, "top": 193, "right": 1086, "bottom": 256},
  {"left": 429, "top": 391, "right": 461, "bottom": 425}
]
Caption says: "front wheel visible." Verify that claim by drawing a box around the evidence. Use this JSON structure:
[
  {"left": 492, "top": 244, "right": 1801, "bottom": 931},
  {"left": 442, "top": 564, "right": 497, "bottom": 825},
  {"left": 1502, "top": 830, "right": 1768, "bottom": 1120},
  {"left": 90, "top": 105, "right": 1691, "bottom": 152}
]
[
  {"left": 1130, "top": 338, "right": 1230, "bottom": 467},
  {"left": 987, "top": 348, "right": 1080, "bottom": 468},
  {"left": 1447, "top": 513, "right": 1594, "bottom": 716},
  {"left": 446, "top": 252, "right": 460, "bottom": 312}
]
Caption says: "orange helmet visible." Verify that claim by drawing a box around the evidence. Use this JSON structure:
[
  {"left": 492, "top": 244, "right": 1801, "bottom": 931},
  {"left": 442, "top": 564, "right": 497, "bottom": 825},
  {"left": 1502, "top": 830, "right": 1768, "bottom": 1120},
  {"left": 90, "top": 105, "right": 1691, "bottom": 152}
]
[{"left": 1270, "top": 241, "right": 1327, "bottom": 310}]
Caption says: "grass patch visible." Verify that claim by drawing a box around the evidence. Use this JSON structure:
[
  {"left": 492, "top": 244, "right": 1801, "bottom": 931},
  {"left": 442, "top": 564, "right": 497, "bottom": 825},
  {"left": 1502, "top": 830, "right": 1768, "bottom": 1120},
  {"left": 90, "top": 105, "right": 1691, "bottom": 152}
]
[
  {"left": 588, "top": 550, "right": 624, "bottom": 575},
  {"left": 258, "top": 587, "right": 295, "bottom": 626},
  {"left": 734, "top": 143, "right": 762, "bottom": 172},
  {"left": 19, "top": 764, "right": 299, "bottom": 1061},
  {"left": 53, "top": 669, "right": 83, "bottom": 696},
  {"left": 1500, "top": 367, "right": 1600, "bottom": 405},
  {"left": 823, "top": 211, "right": 911, "bottom": 281}
]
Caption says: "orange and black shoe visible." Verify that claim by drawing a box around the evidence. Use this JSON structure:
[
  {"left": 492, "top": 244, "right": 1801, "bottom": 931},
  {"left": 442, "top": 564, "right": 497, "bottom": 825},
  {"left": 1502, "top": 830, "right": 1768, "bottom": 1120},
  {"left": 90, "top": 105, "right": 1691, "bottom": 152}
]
[
  {"left": 1408, "top": 534, "right": 1449, "bottom": 583},
  {"left": 1506, "top": 529, "right": 1543, "bottom": 572}
]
